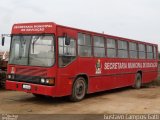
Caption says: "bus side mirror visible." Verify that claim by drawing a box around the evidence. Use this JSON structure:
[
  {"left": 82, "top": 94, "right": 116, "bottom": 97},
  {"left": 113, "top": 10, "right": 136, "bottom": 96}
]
[
  {"left": 2, "top": 36, "right": 5, "bottom": 46},
  {"left": 64, "top": 35, "right": 70, "bottom": 45}
]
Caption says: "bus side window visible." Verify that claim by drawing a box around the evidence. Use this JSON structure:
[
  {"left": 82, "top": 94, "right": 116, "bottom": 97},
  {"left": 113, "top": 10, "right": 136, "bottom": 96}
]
[
  {"left": 78, "top": 33, "right": 92, "bottom": 57},
  {"left": 153, "top": 46, "right": 157, "bottom": 59},
  {"left": 138, "top": 44, "right": 146, "bottom": 59},
  {"left": 117, "top": 40, "right": 128, "bottom": 58},
  {"left": 106, "top": 39, "right": 116, "bottom": 58},
  {"left": 129, "top": 42, "right": 138, "bottom": 59},
  {"left": 146, "top": 45, "right": 153, "bottom": 59},
  {"left": 93, "top": 36, "right": 105, "bottom": 57},
  {"left": 58, "top": 37, "right": 76, "bottom": 67}
]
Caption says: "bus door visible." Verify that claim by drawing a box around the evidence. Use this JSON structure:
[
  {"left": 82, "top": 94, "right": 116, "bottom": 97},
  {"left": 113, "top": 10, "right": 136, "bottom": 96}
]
[{"left": 56, "top": 27, "right": 78, "bottom": 96}]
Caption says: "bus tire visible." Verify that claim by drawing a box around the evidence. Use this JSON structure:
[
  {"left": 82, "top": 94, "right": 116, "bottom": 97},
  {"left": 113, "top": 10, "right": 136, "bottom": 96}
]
[
  {"left": 70, "top": 77, "right": 86, "bottom": 102},
  {"left": 134, "top": 73, "right": 142, "bottom": 89}
]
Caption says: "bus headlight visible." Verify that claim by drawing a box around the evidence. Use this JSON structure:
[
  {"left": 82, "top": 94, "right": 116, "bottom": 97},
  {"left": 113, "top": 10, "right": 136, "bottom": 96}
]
[
  {"left": 46, "top": 79, "right": 49, "bottom": 84},
  {"left": 46, "top": 78, "right": 55, "bottom": 85},
  {"left": 12, "top": 74, "right": 15, "bottom": 79},
  {"left": 8, "top": 75, "right": 12, "bottom": 79},
  {"left": 40, "top": 78, "right": 45, "bottom": 83},
  {"left": 8, "top": 74, "right": 15, "bottom": 79},
  {"left": 40, "top": 78, "right": 55, "bottom": 85}
]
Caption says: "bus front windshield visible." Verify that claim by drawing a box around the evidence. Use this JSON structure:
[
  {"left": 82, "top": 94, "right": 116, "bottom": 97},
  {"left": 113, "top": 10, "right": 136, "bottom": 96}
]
[{"left": 9, "top": 35, "right": 55, "bottom": 67}]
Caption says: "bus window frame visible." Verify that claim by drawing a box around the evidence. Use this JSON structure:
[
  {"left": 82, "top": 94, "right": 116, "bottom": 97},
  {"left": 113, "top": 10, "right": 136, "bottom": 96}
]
[
  {"left": 78, "top": 33, "right": 93, "bottom": 58},
  {"left": 9, "top": 34, "right": 56, "bottom": 68},
  {"left": 58, "top": 36, "right": 77, "bottom": 68}
]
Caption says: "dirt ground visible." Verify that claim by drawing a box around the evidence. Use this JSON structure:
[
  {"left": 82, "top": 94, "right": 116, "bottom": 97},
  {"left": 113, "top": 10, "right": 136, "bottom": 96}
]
[{"left": 0, "top": 85, "right": 160, "bottom": 114}]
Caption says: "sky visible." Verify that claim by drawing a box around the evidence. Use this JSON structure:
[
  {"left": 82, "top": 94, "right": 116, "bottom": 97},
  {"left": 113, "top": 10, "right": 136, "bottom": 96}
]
[{"left": 0, "top": 0, "right": 160, "bottom": 51}]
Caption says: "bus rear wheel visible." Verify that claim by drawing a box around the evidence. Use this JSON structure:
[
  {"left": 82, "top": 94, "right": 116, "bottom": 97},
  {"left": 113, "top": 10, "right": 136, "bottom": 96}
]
[
  {"left": 70, "top": 77, "right": 86, "bottom": 102},
  {"left": 134, "top": 73, "right": 142, "bottom": 89}
]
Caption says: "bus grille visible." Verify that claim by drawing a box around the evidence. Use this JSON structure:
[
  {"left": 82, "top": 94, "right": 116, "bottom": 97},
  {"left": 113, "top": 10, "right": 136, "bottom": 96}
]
[
  {"left": 15, "top": 67, "right": 47, "bottom": 77},
  {"left": 14, "top": 74, "right": 40, "bottom": 84}
]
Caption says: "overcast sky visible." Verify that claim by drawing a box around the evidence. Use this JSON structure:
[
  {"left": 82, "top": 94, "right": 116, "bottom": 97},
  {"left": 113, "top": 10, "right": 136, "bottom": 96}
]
[{"left": 0, "top": 0, "right": 160, "bottom": 51}]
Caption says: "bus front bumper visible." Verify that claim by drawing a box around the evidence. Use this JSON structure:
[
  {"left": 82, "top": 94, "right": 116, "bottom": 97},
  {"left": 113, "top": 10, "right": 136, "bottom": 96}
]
[{"left": 6, "top": 80, "right": 55, "bottom": 97}]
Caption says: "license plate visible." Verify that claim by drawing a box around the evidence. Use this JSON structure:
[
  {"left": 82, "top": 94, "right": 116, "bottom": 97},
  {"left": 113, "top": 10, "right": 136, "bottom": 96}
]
[{"left": 22, "top": 84, "right": 31, "bottom": 90}]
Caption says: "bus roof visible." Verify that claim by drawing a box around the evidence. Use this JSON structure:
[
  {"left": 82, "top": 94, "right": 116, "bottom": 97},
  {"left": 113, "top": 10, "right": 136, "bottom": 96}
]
[
  {"left": 12, "top": 22, "right": 157, "bottom": 46},
  {"left": 57, "top": 24, "right": 157, "bottom": 46}
]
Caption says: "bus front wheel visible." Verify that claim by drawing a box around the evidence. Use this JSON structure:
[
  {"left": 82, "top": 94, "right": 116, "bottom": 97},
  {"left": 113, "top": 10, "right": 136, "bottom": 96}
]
[
  {"left": 70, "top": 77, "right": 86, "bottom": 102},
  {"left": 134, "top": 73, "right": 142, "bottom": 89}
]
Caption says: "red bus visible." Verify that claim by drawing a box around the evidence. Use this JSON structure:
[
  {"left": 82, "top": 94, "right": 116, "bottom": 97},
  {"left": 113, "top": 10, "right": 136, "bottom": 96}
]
[{"left": 5, "top": 22, "right": 158, "bottom": 101}]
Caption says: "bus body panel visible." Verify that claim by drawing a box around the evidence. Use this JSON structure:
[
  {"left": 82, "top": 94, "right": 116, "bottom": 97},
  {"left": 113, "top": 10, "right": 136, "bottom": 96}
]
[
  {"left": 6, "top": 22, "right": 158, "bottom": 98},
  {"left": 76, "top": 57, "right": 158, "bottom": 93},
  {"left": 6, "top": 64, "right": 59, "bottom": 96},
  {"left": 6, "top": 80, "right": 55, "bottom": 96}
]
